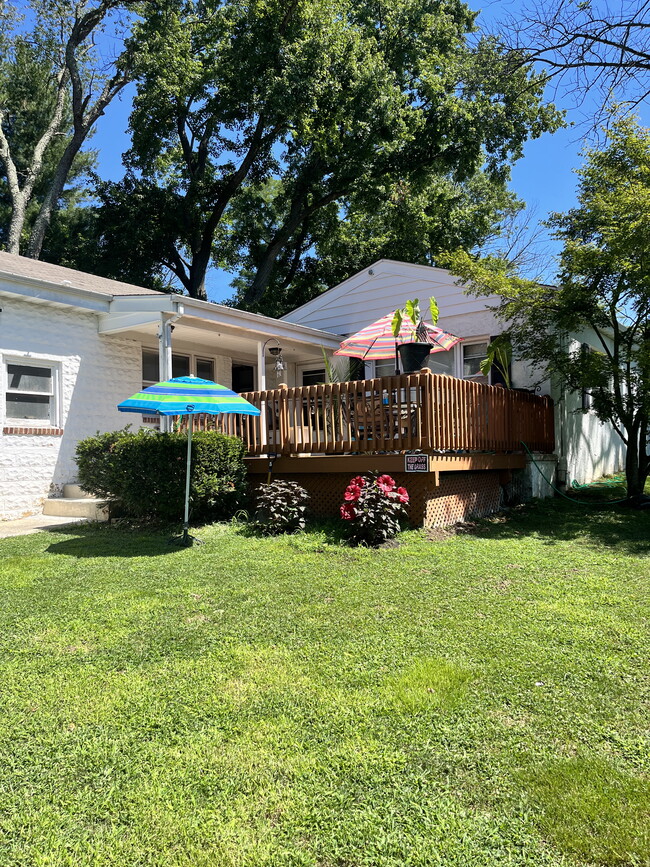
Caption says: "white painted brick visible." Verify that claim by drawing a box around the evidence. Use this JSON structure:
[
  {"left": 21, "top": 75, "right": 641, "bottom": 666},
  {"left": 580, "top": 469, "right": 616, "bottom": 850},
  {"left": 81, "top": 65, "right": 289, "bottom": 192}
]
[
  {"left": 0, "top": 296, "right": 241, "bottom": 520},
  {"left": 1, "top": 296, "right": 141, "bottom": 519}
]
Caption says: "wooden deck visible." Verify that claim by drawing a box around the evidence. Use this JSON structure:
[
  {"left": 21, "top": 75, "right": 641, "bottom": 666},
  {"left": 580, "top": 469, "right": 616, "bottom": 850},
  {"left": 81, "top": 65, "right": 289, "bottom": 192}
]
[{"left": 185, "top": 369, "right": 555, "bottom": 473}]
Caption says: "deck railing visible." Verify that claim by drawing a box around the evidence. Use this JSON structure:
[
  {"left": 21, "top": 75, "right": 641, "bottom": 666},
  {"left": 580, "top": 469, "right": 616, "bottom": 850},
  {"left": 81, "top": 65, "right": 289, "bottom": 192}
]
[{"left": 185, "top": 370, "right": 555, "bottom": 456}]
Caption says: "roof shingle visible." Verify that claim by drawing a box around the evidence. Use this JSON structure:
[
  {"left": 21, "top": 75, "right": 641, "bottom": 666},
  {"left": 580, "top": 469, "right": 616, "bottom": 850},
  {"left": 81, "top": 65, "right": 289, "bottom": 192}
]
[{"left": 0, "top": 252, "right": 165, "bottom": 297}]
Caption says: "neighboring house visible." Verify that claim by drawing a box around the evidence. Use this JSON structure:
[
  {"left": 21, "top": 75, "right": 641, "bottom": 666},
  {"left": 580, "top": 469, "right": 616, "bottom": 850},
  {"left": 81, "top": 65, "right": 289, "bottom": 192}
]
[
  {"left": 283, "top": 258, "right": 627, "bottom": 487},
  {"left": 0, "top": 253, "right": 339, "bottom": 520}
]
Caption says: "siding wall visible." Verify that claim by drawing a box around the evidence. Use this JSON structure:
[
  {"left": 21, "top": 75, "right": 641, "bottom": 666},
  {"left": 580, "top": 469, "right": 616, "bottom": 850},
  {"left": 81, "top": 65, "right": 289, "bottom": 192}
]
[{"left": 284, "top": 260, "right": 627, "bottom": 487}]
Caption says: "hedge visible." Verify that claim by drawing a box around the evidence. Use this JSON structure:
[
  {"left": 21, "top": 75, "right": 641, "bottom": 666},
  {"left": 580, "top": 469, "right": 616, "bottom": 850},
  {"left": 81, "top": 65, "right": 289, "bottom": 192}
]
[{"left": 75, "top": 428, "right": 248, "bottom": 522}]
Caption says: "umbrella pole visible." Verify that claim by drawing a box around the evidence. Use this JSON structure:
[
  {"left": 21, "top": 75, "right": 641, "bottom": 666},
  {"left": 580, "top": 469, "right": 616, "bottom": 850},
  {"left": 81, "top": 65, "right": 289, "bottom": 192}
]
[
  {"left": 182, "top": 414, "right": 193, "bottom": 545},
  {"left": 395, "top": 343, "right": 400, "bottom": 376}
]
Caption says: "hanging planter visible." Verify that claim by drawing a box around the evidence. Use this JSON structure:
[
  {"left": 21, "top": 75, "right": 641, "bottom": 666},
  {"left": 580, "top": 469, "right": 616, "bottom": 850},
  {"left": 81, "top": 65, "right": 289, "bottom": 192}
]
[{"left": 397, "top": 342, "right": 431, "bottom": 373}]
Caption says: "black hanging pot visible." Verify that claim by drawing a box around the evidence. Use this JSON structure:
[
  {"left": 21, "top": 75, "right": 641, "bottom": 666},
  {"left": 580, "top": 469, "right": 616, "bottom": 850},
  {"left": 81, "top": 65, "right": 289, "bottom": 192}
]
[{"left": 397, "top": 342, "right": 431, "bottom": 373}]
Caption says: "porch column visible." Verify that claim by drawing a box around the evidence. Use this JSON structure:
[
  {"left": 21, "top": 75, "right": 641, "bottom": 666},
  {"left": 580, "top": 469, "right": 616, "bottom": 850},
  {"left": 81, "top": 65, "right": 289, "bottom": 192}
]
[
  {"left": 257, "top": 340, "right": 267, "bottom": 448},
  {"left": 158, "top": 307, "right": 183, "bottom": 432},
  {"left": 257, "top": 340, "right": 266, "bottom": 391}
]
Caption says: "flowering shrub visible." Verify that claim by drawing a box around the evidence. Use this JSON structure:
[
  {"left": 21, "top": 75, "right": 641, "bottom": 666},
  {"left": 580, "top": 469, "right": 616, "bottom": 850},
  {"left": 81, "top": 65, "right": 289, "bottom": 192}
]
[
  {"left": 340, "top": 473, "right": 409, "bottom": 546},
  {"left": 253, "top": 480, "right": 309, "bottom": 535}
]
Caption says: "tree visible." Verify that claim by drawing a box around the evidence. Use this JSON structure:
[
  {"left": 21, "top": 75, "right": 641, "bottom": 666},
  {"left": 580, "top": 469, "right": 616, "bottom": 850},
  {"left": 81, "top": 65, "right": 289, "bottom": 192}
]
[
  {"left": 445, "top": 115, "right": 650, "bottom": 503},
  {"left": 228, "top": 170, "right": 522, "bottom": 316},
  {"left": 109, "top": 0, "right": 560, "bottom": 301},
  {"left": 0, "top": 0, "right": 141, "bottom": 258},
  {"left": 498, "top": 0, "right": 650, "bottom": 114}
]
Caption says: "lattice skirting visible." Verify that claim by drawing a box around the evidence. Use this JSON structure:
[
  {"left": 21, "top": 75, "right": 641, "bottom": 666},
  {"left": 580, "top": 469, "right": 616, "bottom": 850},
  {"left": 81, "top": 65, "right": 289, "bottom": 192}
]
[{"left": 249, "top": 470, "right": 504, "bottom": 528}]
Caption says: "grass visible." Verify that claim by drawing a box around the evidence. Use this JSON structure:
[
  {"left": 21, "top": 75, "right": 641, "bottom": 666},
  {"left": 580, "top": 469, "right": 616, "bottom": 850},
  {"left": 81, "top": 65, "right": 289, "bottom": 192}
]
[{"left": 0, "top": 493, "right": 648, "bottom": 866}]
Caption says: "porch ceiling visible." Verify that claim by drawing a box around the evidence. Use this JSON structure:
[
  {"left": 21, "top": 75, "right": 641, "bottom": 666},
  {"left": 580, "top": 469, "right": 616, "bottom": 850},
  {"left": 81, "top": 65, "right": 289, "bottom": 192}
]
[{"left": 99, "top": 306, "right": 341, "bottom": 364}]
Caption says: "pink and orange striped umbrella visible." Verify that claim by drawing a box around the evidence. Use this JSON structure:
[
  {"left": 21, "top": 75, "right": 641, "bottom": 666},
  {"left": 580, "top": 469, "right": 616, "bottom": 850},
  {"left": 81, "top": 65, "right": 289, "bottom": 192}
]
[{"left": 334, "top": 311, "right": 461, "bottom": 360}]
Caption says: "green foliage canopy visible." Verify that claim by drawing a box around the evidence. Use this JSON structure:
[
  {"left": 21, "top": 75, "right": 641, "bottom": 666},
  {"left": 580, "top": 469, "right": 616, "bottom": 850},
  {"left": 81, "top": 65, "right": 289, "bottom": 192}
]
[
  {"left": 94, "top": 0, "right": 560, "bottom": 303},
  {"left": 445, "top": 114, "right": 650, "bottom": 500}
]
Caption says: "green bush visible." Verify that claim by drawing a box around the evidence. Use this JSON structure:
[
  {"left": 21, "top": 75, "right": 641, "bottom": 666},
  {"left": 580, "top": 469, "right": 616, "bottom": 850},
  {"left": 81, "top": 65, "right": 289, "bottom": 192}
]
[
  {"left": 252, "top": 480, "right": 309, "bottom": 535},
  {"left": 76, "top": 429, "right": 248, "bottom": 522},
  {"left": 75, "top": 429, "right": 132, "bottom": 499}
]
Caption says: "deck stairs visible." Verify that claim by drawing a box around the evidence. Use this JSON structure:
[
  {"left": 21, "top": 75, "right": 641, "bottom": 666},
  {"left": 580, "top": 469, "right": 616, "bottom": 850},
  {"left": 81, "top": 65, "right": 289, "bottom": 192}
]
[{"left": 43, "top": 484, "right": 109, "bottom": 521}]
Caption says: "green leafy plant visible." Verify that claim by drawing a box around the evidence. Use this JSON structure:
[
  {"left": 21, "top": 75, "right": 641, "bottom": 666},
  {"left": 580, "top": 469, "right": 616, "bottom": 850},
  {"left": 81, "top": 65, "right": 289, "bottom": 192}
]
[
  {"left": 75, "top": 429, "right": 247, "bottom": 522},
  {"left": 340, "top": 473, "right": 409, "bottom": 546},
  {"left": 391, "top": 298, "right": 440, "bottom": 342},
  {"left": 252, "top": 480, "right": 309, "bottom": 535},
  {"left": 480, "top": 335, "right": 512, "bottom": 387}
]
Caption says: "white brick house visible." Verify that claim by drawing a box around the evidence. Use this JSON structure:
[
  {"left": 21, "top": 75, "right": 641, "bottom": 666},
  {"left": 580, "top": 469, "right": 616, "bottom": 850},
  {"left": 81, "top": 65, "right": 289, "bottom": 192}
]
[
  {"left": 0, "top": 253, "right": 339, "bottom": 520},
  {"left": 0, "top": 254, "right": 626, "bottom": 520}
]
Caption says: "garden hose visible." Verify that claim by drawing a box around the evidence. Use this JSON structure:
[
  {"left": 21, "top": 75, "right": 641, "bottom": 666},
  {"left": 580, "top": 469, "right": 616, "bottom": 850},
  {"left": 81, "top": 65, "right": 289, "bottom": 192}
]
[
  {"left": 571, "top": 476, "right": 625, "bottom": 489},
  {"left": 520, "top": 441, "right": 629, "bottom": 506}
]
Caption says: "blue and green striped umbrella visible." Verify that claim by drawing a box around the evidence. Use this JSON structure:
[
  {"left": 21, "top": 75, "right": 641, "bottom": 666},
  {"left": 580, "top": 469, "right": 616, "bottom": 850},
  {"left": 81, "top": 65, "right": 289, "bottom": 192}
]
[
  {"left": 118, "top": 376, "right": 260, "bottom": 546},
  {"left": 118, "top": 375, "right": 261, "bottom": 417}
]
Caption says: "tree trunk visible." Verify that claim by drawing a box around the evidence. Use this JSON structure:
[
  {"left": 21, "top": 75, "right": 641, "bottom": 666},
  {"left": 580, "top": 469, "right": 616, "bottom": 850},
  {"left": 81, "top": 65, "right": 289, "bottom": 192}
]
[
  {"left": 26, "top": 130, "right": 86, "bottom": 259},
  {"left": 624, "top": 422, "right": 648, "bottom": 504},
  {"left": 6, "top": 196, "right": 26, "bottom": 255},
  {"left": 187, "top": 250, "right": 210, "bottom": 301}
]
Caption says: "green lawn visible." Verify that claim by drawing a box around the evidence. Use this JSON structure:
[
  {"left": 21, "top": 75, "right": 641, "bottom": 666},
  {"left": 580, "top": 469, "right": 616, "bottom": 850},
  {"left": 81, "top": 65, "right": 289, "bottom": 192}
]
[{"left": 0, "top": 495, "right": 648, "bottom": 866}]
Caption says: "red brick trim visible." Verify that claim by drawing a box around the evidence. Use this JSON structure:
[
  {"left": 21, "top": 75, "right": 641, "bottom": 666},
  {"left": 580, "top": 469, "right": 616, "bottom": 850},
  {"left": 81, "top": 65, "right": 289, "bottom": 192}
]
[{"left": 3, "top": 426, "right": 63, "bottom": 436}]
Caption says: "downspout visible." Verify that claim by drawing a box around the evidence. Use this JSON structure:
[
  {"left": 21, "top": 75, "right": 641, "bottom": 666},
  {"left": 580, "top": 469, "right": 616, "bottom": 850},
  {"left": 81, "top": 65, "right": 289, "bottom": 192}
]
[
  {"left": 555, "top": 334, "right": 568, "bottom": 487},
  {"left": 158, "top": 302, "right": 184, "bottom": 432}
]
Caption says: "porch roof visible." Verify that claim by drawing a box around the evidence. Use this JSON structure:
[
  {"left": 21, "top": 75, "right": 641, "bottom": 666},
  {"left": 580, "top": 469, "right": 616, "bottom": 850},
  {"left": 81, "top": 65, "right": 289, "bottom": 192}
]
[{"left": 99, "top": 294, "right": 341, "bottom": 362}]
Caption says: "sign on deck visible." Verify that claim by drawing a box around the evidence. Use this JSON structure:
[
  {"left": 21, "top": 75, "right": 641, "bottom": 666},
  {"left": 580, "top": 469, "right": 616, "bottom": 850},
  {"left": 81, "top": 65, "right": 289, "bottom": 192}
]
[{"left": 404, "top": 454, "right": 429, "bottom": 473}]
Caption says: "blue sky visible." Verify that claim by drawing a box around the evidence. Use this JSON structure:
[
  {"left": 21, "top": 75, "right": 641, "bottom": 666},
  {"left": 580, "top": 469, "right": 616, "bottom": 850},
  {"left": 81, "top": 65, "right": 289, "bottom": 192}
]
[{"left": 88, "top": 1, "right": 648, "bottom": 301}]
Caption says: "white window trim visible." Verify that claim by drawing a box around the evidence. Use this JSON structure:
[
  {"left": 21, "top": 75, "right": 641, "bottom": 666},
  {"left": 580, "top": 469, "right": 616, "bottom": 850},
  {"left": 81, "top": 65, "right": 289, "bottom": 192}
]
[
  {"left": 460, "top": 337, "right": 491, "bottom": 383},
  {"left": 2, "top": 353, "right": 62, "bottom": 429}
]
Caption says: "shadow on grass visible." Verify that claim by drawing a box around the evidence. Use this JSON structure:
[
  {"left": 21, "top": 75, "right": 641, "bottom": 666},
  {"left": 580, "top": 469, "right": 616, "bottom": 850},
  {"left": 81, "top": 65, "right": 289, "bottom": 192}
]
[
  {"left": 517, "top": 756, "right": 650, "bottom": 865},
  {"left": 46, "top": 523, "right": 181, "bottom": 558},
  {"left": 471, "top": 496, "right": 650, "bottom": 556},
  {"left": 231, "top": 515, "right": 352, "bottom": 546}
]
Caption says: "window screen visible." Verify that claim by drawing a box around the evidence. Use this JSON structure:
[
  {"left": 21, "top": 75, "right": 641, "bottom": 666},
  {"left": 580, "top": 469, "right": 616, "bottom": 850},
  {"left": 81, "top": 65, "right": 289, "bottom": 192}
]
[
  {"left": 6, "top": 363, "right": 53, "bottom": 421},
  {"left": 142, "top": 349, "right": 159, "bottom": 383},
  {"left": 302, "top": 369, "right": 326, "bottom": 386},
  {"left": 427, "top": 349, "right": 454, "bottom": 377},
  {"left": 462, "top": 343, "right": 489, "bottom": 383},
  {"left": 196, "top": 358, "right": 214, "bottom": 381},
  {"left": 172, "top": 354, "right": 190, "bottom": 378}
]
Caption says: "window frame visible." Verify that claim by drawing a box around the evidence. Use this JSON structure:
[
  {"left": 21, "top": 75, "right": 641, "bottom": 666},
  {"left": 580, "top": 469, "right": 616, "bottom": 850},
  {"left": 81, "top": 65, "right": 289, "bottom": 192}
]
[
  {"left": 461, "top": 339, "right": 490, "bottom": 384},
  {"left": 3, "top": 355, "right": 61, "bottom": 428},
  {"left": 141, "top": 347, "right": 217, "bottom": 389}
]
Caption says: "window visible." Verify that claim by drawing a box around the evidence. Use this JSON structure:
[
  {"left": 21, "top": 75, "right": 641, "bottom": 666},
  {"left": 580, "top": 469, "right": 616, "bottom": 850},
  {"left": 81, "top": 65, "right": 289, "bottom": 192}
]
[
  {"left": 172, "top": 354, "right": 190, "bottom": 378},
  {"left": 462, "top": 342, "right": 489, "bottom": 384},
  {"left": 5, "top": 362, "right": 56, "bottom": 424},
  {"left": 196, "top": 358, "right": 214, "bottom": 381},
  {"left": 232, "top": 364, "right": 255, "bottom": 393},
  {"left": 141, "top": 349, "right": 205, "bottom": 386},
  {"left": 375, "top": 358, "right": 398, "bottom": 378},
  {"left": 427, "top": 349, "right": 454, "bottom": 377},
  {"left": 302, "top": 368, "right": 326, "bottom": 386},
  {"left": 142, "top": 349, "right": 159, "bottom": 384}
]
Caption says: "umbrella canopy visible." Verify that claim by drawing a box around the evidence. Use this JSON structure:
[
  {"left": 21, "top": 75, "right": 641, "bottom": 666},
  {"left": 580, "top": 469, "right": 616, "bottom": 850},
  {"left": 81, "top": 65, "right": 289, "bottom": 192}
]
[
  {"left": 118, "top": 375, "right": 261, "bottom": 417},
  {"left": 118, "top": 375, "right": 260, "bottom": 546},
  {"left": 334, "top": 311, "right": 461, "bottom": 360}
]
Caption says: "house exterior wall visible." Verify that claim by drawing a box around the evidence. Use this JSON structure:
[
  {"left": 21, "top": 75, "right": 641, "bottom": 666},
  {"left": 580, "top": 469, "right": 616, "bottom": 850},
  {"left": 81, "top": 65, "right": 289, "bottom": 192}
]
[
  {"left": 553, "top": 336, "right": 626, "bottom": 486},
  {"left": 0, "top": 296, "right": 142, "bottom": 519},
  {"left": 284, "top": 260, "right": 627, "bottom": 488}
]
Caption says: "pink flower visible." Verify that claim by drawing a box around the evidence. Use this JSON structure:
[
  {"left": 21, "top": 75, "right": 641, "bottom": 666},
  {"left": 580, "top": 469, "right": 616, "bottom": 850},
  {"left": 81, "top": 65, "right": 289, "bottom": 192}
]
[
  {"left": 340, "top": 503, "right": 357, "bottom": 521},
  {"left": 377, "top": 474, "right": 396, "bottom": 493},
  {"left": 396, "top": 486, "right": 410, "bottom": 504},
  {"left": 344, "top": 484, "right": 362, "bottom": 502},
  {"left": 350, "top": 476, "right": 366, "bottom": 488}
]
